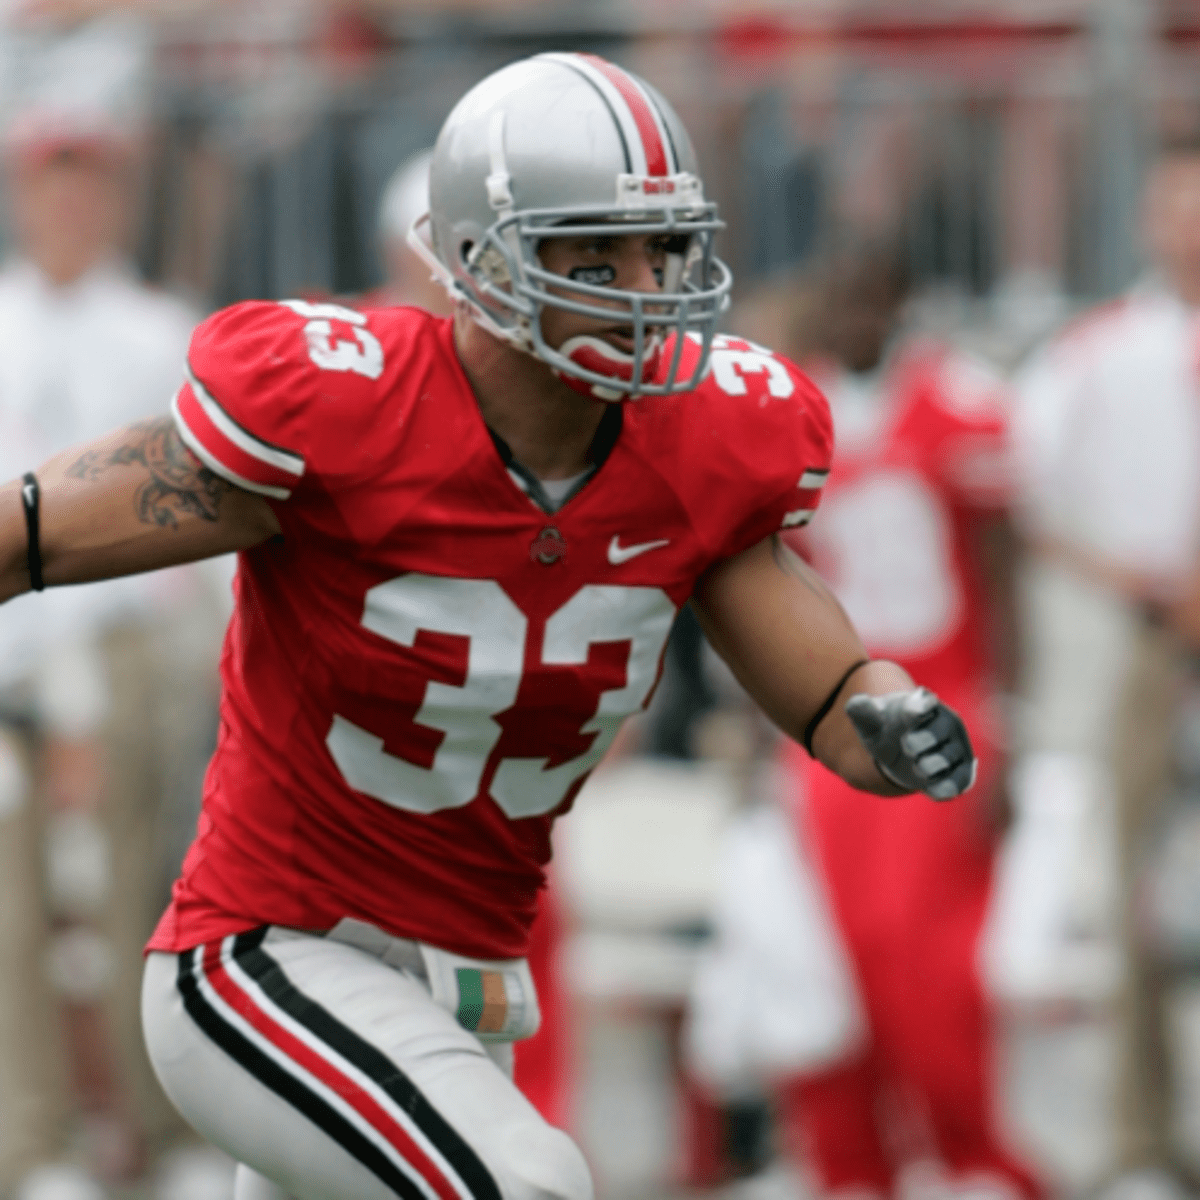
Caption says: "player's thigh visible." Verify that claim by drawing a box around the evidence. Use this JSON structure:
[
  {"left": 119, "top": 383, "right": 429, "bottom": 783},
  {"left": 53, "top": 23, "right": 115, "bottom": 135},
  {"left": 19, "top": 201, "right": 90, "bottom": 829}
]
[{"left": 142, "top": 930, "right": 590, "bottom": 1200}]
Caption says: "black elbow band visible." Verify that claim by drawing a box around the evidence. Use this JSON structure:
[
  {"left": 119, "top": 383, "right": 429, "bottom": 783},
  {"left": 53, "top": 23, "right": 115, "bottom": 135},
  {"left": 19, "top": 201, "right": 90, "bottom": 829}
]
[
  {"left": 21, "top": 472, "right": 43, "bottom": 592},
  {"left": 802, "top": 657, "right": 870, "bottom": 756}
]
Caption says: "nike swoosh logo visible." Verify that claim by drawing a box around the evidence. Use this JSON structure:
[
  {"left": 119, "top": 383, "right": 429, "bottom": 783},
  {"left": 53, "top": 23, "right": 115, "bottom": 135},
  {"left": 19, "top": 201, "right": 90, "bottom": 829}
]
[{"left": 608, "top": 536, "right": 670, "bottom": 565}]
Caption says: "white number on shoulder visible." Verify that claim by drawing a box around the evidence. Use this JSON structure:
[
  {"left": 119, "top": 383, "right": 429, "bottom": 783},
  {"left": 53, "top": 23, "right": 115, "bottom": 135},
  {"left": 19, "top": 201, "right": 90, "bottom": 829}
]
[
  {"left": 280, "top": 299, "right": 384, "bottom": 380},
  {"left": 700, "top": 333, "right": 794, "bottom": 399},
  {"left": 326, "top": 576, "right": 675, "bottom": 819}
]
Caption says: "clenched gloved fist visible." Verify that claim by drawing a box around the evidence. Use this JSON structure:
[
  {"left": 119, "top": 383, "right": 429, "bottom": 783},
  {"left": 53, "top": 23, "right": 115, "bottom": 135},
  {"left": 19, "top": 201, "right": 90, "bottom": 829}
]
[{"left": 844, "top": 687, "right": 977, "bottom": 800}]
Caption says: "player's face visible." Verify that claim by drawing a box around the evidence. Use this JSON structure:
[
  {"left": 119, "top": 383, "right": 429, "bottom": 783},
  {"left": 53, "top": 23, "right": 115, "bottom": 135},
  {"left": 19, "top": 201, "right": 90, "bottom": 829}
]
[{"left": 536, "top": 230, "right": 678, "bottom": 355}]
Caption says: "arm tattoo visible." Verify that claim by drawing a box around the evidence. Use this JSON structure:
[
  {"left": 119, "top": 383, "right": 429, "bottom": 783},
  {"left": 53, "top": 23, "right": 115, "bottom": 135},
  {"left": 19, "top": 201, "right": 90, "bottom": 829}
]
[{"left": 67, "top": 417, "right": 232, "bottom": 528}]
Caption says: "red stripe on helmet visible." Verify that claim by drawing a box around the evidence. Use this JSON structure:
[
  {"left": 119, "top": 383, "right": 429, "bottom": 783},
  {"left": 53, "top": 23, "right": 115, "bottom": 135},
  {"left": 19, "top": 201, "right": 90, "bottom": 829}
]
[{"left": 577, "top": 54, "right": 670, "bottom": 176}]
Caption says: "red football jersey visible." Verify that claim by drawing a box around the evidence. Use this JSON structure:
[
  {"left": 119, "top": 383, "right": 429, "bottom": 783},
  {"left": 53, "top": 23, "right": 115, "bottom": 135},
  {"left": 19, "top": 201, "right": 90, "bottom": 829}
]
[
  {"left": 148, "top": 301, "right": 832, "bottom": 958},
  {"left": 788, "top": 341, "right": 1012, "bottom": 695}
]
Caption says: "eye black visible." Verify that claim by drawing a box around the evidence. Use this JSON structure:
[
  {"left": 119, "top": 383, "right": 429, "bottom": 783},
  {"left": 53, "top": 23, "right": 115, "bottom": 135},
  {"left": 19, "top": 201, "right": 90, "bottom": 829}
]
[{"left": 568, "top": 265, "right": 617, "bottom": 286}]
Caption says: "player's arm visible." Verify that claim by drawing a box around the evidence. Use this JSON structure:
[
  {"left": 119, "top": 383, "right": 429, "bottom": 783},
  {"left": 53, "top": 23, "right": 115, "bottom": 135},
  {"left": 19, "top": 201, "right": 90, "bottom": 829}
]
[
  {"left": 0, "top": 416, "right": 281, "bottom": 602},
  {"left": 692, "top": 534, "right": 975, "bottom": 798}
]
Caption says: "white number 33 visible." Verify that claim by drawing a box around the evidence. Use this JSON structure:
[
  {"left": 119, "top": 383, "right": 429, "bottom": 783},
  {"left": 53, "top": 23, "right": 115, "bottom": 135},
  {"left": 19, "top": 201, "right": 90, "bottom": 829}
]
[
  {"left": 326, "top": 575, "right": 675, "bottom": 820},
  {"left": 281, "top": 299, "right": 384, "bottom": 380}
]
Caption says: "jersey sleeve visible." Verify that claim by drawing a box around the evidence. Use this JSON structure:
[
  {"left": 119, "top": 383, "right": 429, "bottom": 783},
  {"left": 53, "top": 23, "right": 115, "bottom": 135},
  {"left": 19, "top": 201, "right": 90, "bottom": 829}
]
[
  {"left": 171, "top": 298, "right": 384, "bottom": 500},
  {"left": 699, "top": 339, "right": 835, "bottom": 562}
]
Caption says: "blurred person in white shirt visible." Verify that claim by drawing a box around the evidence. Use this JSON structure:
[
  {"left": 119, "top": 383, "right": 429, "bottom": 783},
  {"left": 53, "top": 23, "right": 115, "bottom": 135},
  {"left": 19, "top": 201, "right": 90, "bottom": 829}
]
[
  {"left": 0, "top": 16, "right": 229, "bottom": 1200},
  {"left": 1011, "top": 135, "right": 1200, "bottom": 1200}
]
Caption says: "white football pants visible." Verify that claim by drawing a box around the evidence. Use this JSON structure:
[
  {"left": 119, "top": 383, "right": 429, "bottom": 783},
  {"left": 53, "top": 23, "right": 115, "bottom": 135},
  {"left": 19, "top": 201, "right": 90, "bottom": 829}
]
[{"left": 142, "top": 927, "right": 591, "bottom": 1200}]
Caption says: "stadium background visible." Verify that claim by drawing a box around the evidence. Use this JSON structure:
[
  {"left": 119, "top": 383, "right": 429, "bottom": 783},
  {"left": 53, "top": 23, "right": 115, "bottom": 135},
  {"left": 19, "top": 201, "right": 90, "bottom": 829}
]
[{"left": 122, "top": 1, "right": 1175, "bottom": 319}]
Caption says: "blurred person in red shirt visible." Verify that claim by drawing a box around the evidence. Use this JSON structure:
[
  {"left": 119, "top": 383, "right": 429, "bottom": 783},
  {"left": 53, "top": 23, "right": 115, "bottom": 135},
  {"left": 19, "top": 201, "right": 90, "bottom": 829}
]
[{"left": 774, "top": 242, "right": 1043, "bottom": 1200}]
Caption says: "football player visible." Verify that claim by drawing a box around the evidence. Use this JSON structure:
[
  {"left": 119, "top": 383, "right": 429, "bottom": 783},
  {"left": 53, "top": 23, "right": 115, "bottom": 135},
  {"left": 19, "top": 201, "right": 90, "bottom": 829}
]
[{"left": 0, "top": 54, "right": 975, "bottom": 1200}]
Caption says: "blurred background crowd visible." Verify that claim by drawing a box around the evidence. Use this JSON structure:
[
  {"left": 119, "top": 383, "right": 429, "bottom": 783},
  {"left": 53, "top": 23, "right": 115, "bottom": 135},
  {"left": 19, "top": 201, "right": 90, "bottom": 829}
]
[{"left": 1, "top": 3, "right": 1200, "bottom": 1200}]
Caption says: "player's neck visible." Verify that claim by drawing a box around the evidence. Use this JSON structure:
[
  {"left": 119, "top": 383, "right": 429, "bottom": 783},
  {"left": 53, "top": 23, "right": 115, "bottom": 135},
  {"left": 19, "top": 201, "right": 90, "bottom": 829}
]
[{"left": 454, "top": 313, "right": 608, "bottom": 480}]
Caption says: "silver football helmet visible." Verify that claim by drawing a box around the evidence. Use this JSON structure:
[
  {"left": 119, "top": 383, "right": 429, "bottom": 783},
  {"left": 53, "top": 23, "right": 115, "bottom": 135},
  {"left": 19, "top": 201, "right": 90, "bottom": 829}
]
[{"left": 408, "top": 52, "right": 732, "bottom": 401}]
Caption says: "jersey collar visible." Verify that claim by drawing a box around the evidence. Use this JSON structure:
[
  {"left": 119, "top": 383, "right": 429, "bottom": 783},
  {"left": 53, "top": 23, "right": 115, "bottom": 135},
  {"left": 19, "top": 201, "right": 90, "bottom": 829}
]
[{"left": 487, "top": 403, "right": 623, "bottom": 515}]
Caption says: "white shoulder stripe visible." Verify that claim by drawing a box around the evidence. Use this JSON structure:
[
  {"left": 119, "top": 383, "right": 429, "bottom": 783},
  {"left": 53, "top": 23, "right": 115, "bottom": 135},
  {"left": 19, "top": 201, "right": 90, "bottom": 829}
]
[
  {"left": 799, "top": 469, "right": 829, "bottom": 489},
  {"left": 187, "top": 367, "right": 305, "bottom": 478},
  {"left": 172, "top": 392, "right": 293, "bottom": 501}
]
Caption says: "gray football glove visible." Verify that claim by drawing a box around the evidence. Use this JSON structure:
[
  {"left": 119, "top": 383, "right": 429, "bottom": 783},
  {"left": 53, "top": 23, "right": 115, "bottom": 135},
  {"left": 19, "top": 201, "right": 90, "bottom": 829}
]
[{"left": 844, "top": 687, "right": 977, "bottom": 800}]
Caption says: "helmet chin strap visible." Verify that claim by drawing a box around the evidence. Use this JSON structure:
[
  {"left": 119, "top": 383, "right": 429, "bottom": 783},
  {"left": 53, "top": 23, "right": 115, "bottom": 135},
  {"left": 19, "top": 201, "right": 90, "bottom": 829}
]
[{"left": 551, "top": 333, "right": 663, "bottom": 403}]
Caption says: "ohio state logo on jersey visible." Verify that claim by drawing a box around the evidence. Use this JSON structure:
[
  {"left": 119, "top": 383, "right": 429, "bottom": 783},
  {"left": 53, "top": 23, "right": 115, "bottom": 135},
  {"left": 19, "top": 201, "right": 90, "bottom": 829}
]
[{"left": 530, "top": 526, "right": 568, "bottom": 564}]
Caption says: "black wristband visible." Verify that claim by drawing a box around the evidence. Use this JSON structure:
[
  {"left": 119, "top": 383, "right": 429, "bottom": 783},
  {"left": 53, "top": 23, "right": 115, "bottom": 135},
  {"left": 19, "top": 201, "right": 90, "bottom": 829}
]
[
  {"left": 802, "top": 657, "right": 870, "bottom": 756},
  {"left": 21, "top": 472, "right": 43, "bottom": 593}
]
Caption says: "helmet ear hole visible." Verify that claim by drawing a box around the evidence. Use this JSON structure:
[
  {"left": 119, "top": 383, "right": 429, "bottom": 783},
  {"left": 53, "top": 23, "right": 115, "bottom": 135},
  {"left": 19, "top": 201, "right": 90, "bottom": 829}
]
[{"left": 459, "top": 240, "right": 474, "bottom": 265}]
